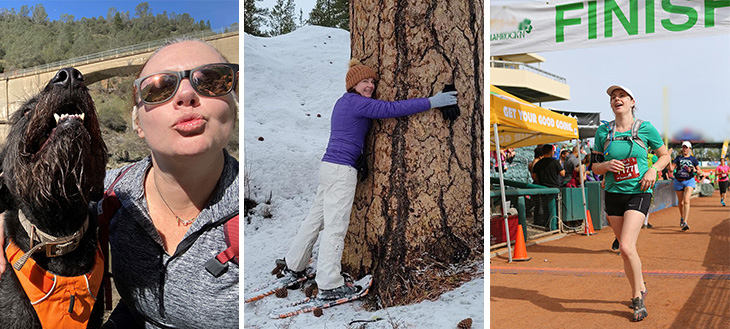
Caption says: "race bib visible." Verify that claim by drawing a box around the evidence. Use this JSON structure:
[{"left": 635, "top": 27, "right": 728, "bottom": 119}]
[{"left": 615, "top": 157, "right": 639, "bottom": 182}]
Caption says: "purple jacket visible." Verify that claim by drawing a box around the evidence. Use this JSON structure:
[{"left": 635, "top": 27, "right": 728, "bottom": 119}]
[{"left": 321, "top": 92, "right": 431, "bottom": 167}]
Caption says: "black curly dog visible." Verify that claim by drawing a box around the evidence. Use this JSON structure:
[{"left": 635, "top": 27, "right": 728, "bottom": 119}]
[{"left": 0, "top": 68, "right": 107, "bottom": 329}]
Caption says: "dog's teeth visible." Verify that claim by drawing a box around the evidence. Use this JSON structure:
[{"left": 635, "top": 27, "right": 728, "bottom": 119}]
[{"left": 54, "top": 113, "right": 85, "bottom": 124}]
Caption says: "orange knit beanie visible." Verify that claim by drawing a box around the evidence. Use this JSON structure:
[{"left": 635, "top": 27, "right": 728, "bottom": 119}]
[{"left": 345, "top": 59, "right": 377, "bottom": 91}]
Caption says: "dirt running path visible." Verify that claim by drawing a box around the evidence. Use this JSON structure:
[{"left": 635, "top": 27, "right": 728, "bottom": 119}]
[{"left": 490, "top": 191, "right": 730, "bottom": 328}]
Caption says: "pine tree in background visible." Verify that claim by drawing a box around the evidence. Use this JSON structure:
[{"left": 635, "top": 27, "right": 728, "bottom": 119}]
[
  {"left": 332, "top": 0, "right": 349, "bottom": 30},
  {"left": 308, "top": 0, "right": 349, "bottom": 30},
  {"left": 244, "top": 0, "right": 269, "bottom": 36},
  {"left": 31, "top": 4, "right": 48, "bottom": 24},
  {"left": 308, "top": 0, "right": 334, "bottom": 27},
  {"left": 268, "top": 0, "right": 296, "bottom": 36}
]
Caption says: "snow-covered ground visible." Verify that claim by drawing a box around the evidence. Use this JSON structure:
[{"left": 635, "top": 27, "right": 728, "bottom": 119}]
[{"left": 242, "top": 26, "right": 485, "bottom": 328}]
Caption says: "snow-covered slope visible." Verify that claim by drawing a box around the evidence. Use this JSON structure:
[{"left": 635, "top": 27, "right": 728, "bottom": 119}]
[{"left": 243, "top": 26, "right": 484, "bottom": 328}]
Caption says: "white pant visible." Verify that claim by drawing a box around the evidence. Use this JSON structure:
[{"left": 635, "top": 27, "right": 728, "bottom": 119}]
[{"left": 286, "top": 162, "right": 357, "bottom": 289}]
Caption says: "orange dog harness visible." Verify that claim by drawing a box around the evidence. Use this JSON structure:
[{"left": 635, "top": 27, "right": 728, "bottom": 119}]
[{"left": 5, "top": 241, "right": 104, "bottom": 329}]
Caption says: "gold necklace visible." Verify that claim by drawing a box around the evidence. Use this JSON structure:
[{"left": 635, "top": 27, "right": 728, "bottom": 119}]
[{"left": 153, "top": 177, "right": 198, "bottom": 226}]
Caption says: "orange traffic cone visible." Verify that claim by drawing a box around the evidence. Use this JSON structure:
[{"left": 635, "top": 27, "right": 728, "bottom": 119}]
[
  {"left": 512, "top": 224, "right": 531, "bottom": 262},
  {"left": 584, "top": 210, "right": 595, "bottom": 235}
]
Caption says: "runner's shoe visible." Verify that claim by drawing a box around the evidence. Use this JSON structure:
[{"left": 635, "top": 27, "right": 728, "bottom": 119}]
[
  {"left": 630, "top": 283, "right": 647, "bottom": 310},
  {"left": 642, "top": 223, "right": 653, "bottom": 229},
  {"left": 722, "top": 199, "right": 726, "bottom": 206},
  {"left": 681, "top": 222, "right": 690, "bottom": 231},
  {"left": 631, "top": 297, "right": 648, "bottom": 321},
  {"left": 611, "top": 238, "right": 619, "bottom": 251}
]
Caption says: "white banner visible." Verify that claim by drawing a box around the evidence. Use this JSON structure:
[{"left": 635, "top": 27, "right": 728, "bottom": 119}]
[{"left": 491, "top": 0, "right": 730, "bottom": 56}]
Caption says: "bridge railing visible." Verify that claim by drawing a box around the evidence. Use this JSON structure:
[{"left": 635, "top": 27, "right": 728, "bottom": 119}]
[{"left": 0, "top": 26, "right": 239, "bottom": 80}]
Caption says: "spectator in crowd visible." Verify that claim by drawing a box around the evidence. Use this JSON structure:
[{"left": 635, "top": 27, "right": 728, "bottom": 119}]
[
  {"left": 584, "top": 154, "right": 601, "bottom": 182},
  {"left": 528, "top": 144, "right": 544, "bottom": 177},
  {"left": 504, "top": 148, "right": 516, "bottom": 164},
  {"left": 492, "top": 150, "right": 508, "bottom": 173},
  {"left": 563, "top": 145, "right": 582, "bottom": 186},
  {"left": 532, "top": 144, "right": 564, "bottom": 227},
  {"left": 533, "top": 144, "right": 565, "bottom": 188},
  {"left": 559, "top": 149, "right": 569, "bottom": 168}
]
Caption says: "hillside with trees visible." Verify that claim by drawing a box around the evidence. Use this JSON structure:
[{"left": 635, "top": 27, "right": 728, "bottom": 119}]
[
  {"left": 0, "top": 2, "right": 238, "bottom": 167},
  {"left": 0, "top": 2, "right": 223, "bottom": 73}
]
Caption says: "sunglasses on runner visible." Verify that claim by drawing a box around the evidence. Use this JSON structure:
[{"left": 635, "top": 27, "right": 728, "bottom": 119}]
[{"left": 134, "top": 63, "right": 239, "bottom": 105}]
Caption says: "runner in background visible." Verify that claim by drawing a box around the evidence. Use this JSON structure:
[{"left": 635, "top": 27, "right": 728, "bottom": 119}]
[
  {"left": 715, "top": 157, "right": 729, "bottom": 206},
  {"left": 671, "top": 141, "right": 701, "bottom": 231}
]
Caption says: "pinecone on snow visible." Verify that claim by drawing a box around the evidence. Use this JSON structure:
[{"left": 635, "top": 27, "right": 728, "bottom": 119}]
[
  {"left": 304, "top": 283, "right": 318, "bottom": 297},
  {"left": 457, "top": 318, "right": 472, "bottom": 329},
  {"left": 313, "top": 307, "right": 323, "bottom": 317},
  {"left": 275, "top": 287, "right": 288, "bottom": 298},
  {"left": 271, "top": 263, "right": 285, "bottom": 276}
]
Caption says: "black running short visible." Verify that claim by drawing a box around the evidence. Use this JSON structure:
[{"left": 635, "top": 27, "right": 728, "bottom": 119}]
[
  {"left": 720, "top": 181, "right": 729, "bottom": 194},
  {"left": 605, "top": 191, "right": 652, "bottom": 216}
]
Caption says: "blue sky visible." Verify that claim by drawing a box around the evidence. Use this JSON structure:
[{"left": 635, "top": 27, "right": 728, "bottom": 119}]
[{"left": 0, "top": 1, "right": 239, "bottom": 29}]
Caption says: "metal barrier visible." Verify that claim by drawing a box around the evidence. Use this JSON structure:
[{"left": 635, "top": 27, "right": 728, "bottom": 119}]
[
  {"left": 490, "top": 180, "right": 561, "bottom": 244},
  {"left": 649, "top": 180, "right": 679, "bottom": 212},
  {"left": 491, "top": 179, "right": 680, "bottom": 248}
]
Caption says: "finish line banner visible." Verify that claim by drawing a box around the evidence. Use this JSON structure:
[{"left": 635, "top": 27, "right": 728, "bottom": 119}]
[{"left": 491, "top": 0, "right": 730, "bottom": 56}]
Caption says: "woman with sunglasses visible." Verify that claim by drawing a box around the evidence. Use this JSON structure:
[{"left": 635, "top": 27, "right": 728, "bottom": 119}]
[
  {"left": 102, "top": 39, "right": 239, "bottom": 328},
  {"left": 591, "top": 85, "right": 670, "bottom": 322},
  {"left": 273, "top": 60, "right": 458, "bottom": 301},
  {"left": 670, "top": 141, "right": 701, "bottom": 230}
]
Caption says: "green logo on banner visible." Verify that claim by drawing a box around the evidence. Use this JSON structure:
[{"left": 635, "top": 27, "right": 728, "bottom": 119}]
[
  {"left": 519, "top": 19, "right": 533, "bottom": 33},
  {"left": 492, "top": 18, "right": 533, "bottom": 41}
]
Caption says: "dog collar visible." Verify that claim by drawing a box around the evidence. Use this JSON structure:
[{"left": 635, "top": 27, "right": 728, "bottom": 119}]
[{"left": 13, "top": 210, "right": 90, "bottom": 271}]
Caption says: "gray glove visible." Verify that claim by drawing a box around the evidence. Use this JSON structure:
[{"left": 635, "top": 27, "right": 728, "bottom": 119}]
[{"left": 428, "top": 91, "right": 458, "bottom": 108}]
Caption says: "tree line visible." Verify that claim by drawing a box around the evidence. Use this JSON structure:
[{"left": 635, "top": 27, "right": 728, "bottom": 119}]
[
  {"left": 244, "top": 0, "right": 348, "bottom": 37},
  {"left": 0, "top": 2, "right": 226, "bottom": 73}
]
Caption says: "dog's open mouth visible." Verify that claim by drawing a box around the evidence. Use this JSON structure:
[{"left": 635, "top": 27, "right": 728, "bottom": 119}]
[
  {"left": 30, "top": 102, "right": 90, "bottom": 156},
  {"left": 54, "top": 112, "right": 85, "bottom": 125}
]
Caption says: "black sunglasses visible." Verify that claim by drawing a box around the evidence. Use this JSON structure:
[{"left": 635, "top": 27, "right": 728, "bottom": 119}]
[{"left": 134, "top": 63, "right": 239, "bottom": 105}]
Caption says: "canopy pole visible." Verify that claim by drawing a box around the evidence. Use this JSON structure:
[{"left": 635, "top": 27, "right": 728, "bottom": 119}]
[
  {"left": 494, "top": 123, "right": 512, "bottom": 262},
  {"left": 579, "top": 142, "right": 590, "bottom": 236}
]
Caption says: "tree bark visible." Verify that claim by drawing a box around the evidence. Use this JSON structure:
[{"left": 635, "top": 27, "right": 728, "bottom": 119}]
[{"left": 343, "top": 0, "right": 483, "bottom": 307}]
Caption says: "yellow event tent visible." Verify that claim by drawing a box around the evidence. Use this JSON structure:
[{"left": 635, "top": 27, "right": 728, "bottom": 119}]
[
  {"left": 490, "top": 85, "right": 579, "bottom": 261},
  {"left": 490, "top": 85, "right": 579, "bottom": 150}
]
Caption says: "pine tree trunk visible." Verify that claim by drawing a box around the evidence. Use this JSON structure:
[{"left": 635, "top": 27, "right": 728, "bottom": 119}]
[{"left": 343, "top": 0, "right": 484, "bottom": 307}]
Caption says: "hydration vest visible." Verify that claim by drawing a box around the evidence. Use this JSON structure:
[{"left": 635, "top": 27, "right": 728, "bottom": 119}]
[
  {"left": 602, "top": 118, "right": 647, "bottom": 155},
  {"left": 5, "top": 241, "right": 103, "bottom": 329}
]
